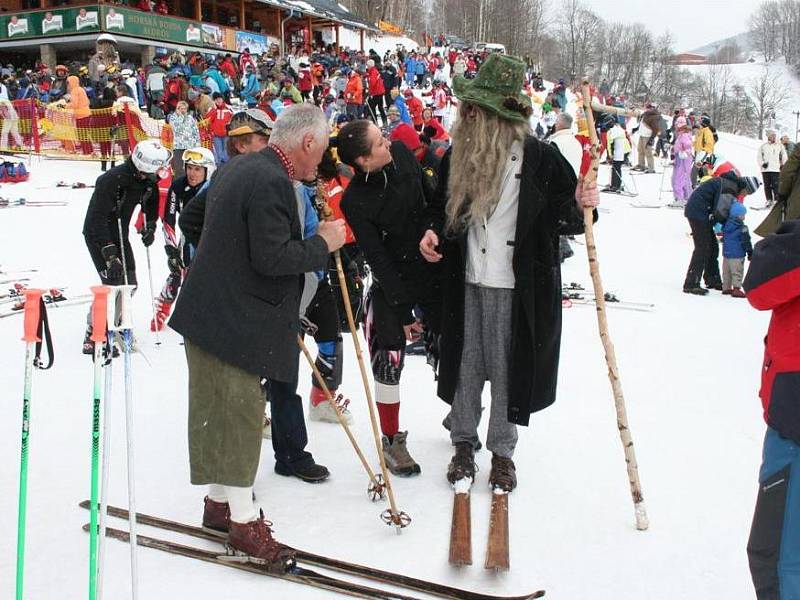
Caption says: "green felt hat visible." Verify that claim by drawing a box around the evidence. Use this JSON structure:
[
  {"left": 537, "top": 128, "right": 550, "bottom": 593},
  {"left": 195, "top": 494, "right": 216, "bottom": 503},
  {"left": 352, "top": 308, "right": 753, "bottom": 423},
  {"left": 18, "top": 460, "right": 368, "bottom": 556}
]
[{"left": 452, "top": 54, "right": 532, "bottom": 123}]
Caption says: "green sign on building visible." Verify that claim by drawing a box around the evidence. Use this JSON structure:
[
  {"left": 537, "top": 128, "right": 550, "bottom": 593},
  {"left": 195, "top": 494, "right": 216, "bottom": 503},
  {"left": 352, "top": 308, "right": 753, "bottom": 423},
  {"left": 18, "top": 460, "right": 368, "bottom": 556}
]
[
  {"left": 0, "top": 6, "right": 100, "bottom": 41},
  {"left": 100, "top": 6, "right": 202, "bottom": 46}
]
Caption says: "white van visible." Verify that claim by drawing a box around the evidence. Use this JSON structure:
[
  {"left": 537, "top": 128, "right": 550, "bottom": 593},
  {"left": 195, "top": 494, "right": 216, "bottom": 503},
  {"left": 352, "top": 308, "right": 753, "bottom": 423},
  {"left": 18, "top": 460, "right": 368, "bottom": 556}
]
[{"left": 484, "top": 43, "right": 506, "bottom": 54}]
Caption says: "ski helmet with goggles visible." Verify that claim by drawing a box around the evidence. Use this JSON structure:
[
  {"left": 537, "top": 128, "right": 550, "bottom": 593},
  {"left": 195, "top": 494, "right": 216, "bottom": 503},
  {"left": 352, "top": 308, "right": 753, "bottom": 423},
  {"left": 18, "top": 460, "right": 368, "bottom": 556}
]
[
  {"left": 226, "top": 108, "right": 274, "bottom": 137},
  {"left": 131, "top": 139, "right": 172, "bottom": 176},
  {"left": 182, "top": 147, "right": 216, "bottom": 179}
]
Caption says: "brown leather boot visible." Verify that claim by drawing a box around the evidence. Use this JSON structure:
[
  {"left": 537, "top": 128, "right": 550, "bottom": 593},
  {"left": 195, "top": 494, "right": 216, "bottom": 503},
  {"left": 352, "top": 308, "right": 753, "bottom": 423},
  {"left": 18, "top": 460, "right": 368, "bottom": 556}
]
[
  {"left": 488, "top": 455, "right": 517, "bottom": 492},
  {"left": 228, "top": 510, "right": 296, "bottom": 573},
  {"left": 731, "top": 288, "right": 746, "bottom": 298},
  {"left": 202, "top": 496, "right": 231, "bottom": 533}
]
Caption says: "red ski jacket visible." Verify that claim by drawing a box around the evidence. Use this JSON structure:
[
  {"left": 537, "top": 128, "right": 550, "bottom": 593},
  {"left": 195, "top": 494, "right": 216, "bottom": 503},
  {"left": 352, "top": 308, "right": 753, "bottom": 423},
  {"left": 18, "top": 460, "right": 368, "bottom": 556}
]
[{"left": 744, "top": 219, "right": 800, "bottom": 444}]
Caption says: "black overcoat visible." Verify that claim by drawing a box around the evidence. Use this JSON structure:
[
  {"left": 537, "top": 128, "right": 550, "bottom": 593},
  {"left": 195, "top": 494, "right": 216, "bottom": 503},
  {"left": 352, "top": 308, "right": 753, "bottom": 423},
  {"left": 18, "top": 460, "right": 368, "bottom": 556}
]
[
  {"left": 432, "top": 137, "right": 592, "bottom": 426},
  {"left": 169, "top": 147, "right": 329, "bottom": 381}
]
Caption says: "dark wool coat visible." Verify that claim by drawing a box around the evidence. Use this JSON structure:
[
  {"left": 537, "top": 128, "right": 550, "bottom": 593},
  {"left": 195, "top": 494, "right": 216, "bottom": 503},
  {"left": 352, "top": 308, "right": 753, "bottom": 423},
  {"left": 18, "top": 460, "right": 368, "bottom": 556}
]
[
  {"left": 430, "top": 137, "right": 592, "bottom": 426},
  {"left": 169, "top": 147, "right": 329, "bottom": 381},
  {"left": 755, "top": 145, "right": 800, "bottom": 237}
]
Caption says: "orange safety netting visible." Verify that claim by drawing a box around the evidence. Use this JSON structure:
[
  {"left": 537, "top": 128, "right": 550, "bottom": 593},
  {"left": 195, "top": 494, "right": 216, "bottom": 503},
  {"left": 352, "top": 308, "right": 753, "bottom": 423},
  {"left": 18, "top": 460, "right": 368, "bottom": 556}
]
[{"left": 0, "top": 99, "right": 212, "bottom": 161}]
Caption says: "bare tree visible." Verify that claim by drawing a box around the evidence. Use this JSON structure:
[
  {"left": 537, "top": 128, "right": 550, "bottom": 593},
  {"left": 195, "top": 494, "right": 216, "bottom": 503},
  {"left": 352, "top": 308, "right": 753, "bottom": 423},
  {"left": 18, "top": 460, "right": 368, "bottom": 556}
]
[
  {"left": 750, "top": 1, "right": 781, "bottom": 62},
  {"left": 748, "top": 65, "right": 792, "bottom": 138}
]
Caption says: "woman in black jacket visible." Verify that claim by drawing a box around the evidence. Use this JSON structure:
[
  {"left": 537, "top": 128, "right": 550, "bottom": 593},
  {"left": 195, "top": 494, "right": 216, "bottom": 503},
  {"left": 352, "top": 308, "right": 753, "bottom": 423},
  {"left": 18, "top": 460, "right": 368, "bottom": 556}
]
[{"left": 338, "top": 119, "right": 441, "bottom": 477}]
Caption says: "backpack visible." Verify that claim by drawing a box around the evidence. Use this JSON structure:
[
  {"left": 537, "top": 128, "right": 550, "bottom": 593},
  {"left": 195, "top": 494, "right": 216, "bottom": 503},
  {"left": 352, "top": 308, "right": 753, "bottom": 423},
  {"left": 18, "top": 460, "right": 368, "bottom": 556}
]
[{"left": 713, "top": 192, "right": 736, "bottom": 225}]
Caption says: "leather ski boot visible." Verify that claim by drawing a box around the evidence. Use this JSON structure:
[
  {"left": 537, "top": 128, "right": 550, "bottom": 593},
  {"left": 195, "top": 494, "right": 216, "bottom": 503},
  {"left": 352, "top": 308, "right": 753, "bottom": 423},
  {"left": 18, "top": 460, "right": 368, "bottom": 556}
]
[
  {"left": 446, "top": 442, "right": 476, "bottom": 485},
  {"left": 202, "top": 496, "right": 231, "bottom": 533},
  {"left": 488, "top": 455, "right": 517, "bottom": 492},
  {"left": 227, "top": 510, "right": 296, "bottom": 573}
]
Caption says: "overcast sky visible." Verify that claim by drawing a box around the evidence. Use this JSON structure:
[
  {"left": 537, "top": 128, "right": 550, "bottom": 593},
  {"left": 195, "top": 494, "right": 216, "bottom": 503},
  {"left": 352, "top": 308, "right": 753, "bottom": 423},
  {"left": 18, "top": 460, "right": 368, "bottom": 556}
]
[{"left": 579, "top": 0, "right": 755, "bottom": 52}]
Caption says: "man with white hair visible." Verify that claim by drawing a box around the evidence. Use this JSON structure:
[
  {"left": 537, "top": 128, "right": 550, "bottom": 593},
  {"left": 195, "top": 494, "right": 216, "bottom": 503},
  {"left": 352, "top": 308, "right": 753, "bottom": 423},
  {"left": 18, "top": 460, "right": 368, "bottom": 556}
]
[
  {"left": 758, "top": 130, "right": 787, "bottom": 208},
  {"left": 549, "top": 112, "right": 582, "bottom": 176},
  {"left": 419, "top": 54, "right": 599, "bottom": 492},
  {"left": 169, "top": 104, "right": 346, "bottom": 570}
]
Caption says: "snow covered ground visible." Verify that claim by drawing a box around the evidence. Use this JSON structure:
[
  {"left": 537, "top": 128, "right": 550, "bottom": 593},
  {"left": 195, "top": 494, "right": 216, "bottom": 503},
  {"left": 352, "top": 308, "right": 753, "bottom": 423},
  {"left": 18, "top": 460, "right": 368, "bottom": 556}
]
[{"left": 0, "top": 131, "right": 771, "bottom": 599}]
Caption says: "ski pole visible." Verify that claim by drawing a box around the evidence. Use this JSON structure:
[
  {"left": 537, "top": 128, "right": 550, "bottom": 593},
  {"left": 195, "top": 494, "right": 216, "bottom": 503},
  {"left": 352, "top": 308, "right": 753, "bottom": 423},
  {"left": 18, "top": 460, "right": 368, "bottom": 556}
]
[
  {"left": 88, "top": 286, "right": 111, "bottom": 600},
  {"left": 297, "top": 334, "right": 385, "bottom": 500},
  {"left": 96, "top": 329, "right": 114, "bottom": 600},
  {"left": 144, "top": 246, "right": 160, "bottom": 346},
  {"left": 15, "top": 288, "right": 44, "bottom": 600},
  {"left": 580, "top": 79, "right": 649, "bottom": 531},
  {"left": 314, "top": 182, "right": 409, "bottom": 533}
]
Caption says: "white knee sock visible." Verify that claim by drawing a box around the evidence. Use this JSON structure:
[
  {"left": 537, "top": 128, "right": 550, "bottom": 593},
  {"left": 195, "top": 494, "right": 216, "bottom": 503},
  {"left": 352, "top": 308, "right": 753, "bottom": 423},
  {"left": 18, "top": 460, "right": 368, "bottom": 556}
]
[
  {"left": 225, "top": 485, "right": 257, "bottom": 524},
  {"left": 207, "top": 484, "right": 227, "bottom": 503}
]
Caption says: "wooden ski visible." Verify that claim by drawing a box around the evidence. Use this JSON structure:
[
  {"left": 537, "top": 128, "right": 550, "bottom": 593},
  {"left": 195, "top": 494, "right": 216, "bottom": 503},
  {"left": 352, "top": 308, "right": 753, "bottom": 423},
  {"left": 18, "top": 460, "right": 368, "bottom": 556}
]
[
  {"left": 485, "top": 490, "right": 509, "bottom": 571},
  {"left": 448, "top": 479, "right": 472, "bottom": 566}
]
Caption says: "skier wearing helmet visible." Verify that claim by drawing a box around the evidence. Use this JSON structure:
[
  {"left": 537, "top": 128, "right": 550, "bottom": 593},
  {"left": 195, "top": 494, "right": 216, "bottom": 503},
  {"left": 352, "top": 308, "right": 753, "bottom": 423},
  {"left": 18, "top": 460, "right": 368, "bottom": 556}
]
[{"left": 151, "top": 146, "right": 215, "bottom": 331}]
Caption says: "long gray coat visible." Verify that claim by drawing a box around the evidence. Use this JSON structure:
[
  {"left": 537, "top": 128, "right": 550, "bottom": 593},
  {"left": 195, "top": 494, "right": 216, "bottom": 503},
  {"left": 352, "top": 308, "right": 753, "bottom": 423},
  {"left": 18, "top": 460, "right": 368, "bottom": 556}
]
[{"left": 170, "top": 147, "right": 329, "bottom": 381}]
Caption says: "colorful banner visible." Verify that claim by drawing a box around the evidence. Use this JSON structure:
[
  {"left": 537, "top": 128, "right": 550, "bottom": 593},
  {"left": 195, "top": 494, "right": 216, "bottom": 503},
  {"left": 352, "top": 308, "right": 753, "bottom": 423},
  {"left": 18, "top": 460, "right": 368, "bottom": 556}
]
[
  {"left": 201, "top": 23, "right": 225, "bottom": 49},
  {"left": 0, "top": 6, "right": 100, "bottom": 40},
  {"left": 235, "top": 31, "right": 270, "bottom": 56},
  {"left": 378, "top": 20, "right": 401, "bottom": 35},
  {"left": 101, "top": 6, "right": 201, "bottom": 45}
]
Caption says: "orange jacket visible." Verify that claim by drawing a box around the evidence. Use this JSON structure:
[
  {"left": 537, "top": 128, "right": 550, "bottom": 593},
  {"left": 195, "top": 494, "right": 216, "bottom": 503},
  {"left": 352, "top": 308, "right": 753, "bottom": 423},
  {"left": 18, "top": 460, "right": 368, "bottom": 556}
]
[
  {"left": 325, "top": 174, "right": 355, "bottom": 244},
  {"left": 344, "top": 74, "right": 363, "bottom": 105},
  {"left": 67, "top": 76, "right": 90, "bottom": 119}
]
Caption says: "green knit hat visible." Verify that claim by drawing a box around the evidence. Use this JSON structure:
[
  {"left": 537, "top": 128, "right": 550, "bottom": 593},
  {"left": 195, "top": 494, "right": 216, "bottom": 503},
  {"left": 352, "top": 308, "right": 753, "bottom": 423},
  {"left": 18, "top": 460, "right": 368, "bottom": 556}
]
[{"left": 452, "top": 54, "right": 532, "bottom": 123}]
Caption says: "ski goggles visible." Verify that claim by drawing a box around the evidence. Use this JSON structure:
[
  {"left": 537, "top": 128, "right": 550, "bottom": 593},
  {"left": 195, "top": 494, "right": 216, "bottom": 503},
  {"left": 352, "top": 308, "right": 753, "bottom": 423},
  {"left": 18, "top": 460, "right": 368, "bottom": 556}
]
[
  {"left": 182, "top": 149, "right": 206, "bottom": 163},
  {"left": 227, "top": 109, "right": 274, "bottom": 137}
]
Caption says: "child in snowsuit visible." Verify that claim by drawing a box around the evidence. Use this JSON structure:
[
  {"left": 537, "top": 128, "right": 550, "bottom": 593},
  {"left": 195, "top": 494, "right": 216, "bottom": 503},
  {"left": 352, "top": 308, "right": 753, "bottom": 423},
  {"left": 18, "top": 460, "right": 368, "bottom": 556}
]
[
  {"left": 670, "top": 116, "right": 694, "bottom": 208},
  {"left": 721, "top": 201, "right": 752, "bottom": 297},
  {"left": 744, "top": 219, "right": 800, "bottom": 600}
]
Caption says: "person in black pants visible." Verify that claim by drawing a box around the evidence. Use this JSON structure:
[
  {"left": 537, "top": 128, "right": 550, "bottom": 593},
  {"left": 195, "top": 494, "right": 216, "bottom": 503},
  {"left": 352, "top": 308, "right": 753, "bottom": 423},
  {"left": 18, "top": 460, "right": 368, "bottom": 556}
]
[{"left": 683, "top": 172, "right": 761, "bottom": 295}]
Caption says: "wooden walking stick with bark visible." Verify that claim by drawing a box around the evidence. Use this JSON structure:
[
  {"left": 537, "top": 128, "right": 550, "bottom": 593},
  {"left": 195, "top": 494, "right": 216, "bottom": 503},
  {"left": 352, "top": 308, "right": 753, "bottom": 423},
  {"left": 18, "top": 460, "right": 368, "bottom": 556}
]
[
  {"left": 579, "top": 79, "right": 649, "bottom": 531},
  {"left": 296, "top": 334, "right": 386, "bottom": 501},
  {"left": 315, "top": 181, "right": 410, "bottom": 533}
]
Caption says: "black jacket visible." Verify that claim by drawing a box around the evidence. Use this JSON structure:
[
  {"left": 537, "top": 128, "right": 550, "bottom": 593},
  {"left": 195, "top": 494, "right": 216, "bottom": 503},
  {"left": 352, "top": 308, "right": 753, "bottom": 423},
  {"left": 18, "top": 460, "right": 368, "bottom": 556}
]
[
  {"left": 430, "top": 138, "right": 591, "bottom": 426},
  {"left": 340, "top": 141, "right": 439, "bottom": 326},
  {"left": 177, "top": 182, "right": 207, "bottom": 247},
  {"left": 82, "top": 160, "right": 158, "bottom": 247},
  {"left": 169, "top": 147, "right": 329, "bottom": 380}
]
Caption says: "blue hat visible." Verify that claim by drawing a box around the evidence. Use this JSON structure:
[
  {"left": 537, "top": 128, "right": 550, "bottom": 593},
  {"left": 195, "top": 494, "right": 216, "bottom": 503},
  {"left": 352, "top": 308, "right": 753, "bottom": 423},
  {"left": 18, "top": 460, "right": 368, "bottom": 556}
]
[{"left": 730, "top": 201, "right": 747, "bottom": 219}]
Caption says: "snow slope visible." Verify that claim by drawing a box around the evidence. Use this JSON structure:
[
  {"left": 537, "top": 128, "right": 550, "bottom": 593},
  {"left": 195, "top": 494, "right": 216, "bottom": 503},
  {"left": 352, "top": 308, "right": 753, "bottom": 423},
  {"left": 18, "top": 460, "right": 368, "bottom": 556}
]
[{"left": 0, "top": 133, "right": 771, "bottom": 599}]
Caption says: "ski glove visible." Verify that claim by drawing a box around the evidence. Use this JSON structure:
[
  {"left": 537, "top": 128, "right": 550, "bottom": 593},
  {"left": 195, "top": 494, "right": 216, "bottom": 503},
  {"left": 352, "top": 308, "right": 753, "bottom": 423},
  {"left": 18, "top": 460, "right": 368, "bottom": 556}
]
[
  {"left": 140, "top": 221, "right": 157, "bottom": 247},
  {"left": 101, "top": 244, "right": 124, "bottom": 283},
  {"left": 165, "top": 245, "right": 183, "bottom": 275}
]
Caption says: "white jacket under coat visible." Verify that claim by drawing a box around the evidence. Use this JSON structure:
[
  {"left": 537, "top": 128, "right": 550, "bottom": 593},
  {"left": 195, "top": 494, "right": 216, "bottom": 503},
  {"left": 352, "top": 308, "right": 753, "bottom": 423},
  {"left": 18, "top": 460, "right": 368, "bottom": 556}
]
[{"left": 758, "top": 141, "right": 787, "bottom": 173}]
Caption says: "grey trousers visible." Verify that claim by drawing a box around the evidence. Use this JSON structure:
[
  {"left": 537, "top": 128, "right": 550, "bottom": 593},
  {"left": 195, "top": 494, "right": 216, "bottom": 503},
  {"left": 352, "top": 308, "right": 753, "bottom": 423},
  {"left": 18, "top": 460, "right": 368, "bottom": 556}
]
[
  {"left": 450, "top": 284, "right": 518, "bottom": 458},
  {"left": 722, "top": 257, "right": 745, "bottom": 290}
]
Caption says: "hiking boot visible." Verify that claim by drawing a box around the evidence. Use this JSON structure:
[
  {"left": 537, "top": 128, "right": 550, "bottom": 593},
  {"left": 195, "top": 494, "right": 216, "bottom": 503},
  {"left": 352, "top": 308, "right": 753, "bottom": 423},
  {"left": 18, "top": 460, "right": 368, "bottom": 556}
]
[
  {"left": 202, "top": 496, "right": 230, "bottom": 533},
  {"left": 731, "top": 288, "right": 746, "bottom": 298},
  {"left": 274, "top": 460, "right": 330, "bottom": 483},
  {"left": 446, "top": 442, "right": 476, "bottom": 485},
  {"left": 382, "top": 431, "right": 421, "bottom": 476},
  {"left": 683, "top": 286, "right": 708, "bottom": 296},
  {"left": 309, "top": 387, "right": 353, "bottom": 425},
  {"left": 706, "top": 283, "right": 723, "bottom": 291},
  {"left": 489, "top": 455, "right": 517, "bottom": 492},
  {"left": 227, "top": 510, "right": 296, "bottom": 573}
]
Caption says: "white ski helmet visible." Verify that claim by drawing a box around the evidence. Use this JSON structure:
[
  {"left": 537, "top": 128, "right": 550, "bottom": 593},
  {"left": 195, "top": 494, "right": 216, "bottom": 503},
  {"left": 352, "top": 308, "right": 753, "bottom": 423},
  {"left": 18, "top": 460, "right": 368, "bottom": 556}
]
[
  {"left": 131, "top": 139, "right": 172, "bottom": 174},
  {"left": 182, "top": 147, "right": 216, "bottom": 179}
]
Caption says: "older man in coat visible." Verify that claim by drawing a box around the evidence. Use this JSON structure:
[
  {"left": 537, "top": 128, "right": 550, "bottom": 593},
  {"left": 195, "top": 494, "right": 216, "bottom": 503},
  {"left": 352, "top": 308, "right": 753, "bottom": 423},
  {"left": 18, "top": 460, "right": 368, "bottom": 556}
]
[
  {"left": 419, "top": 54, "right": 598, "bottom": 492},
  {"left": 169, "top": 104, "right": 345, "bottom": 569}
]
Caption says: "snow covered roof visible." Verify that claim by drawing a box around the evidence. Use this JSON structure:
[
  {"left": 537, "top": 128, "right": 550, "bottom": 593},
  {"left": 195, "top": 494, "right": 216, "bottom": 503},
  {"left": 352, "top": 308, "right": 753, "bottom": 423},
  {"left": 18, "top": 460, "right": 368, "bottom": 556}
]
[{"left": 253, "top": 0, "right": 378, "bottom": 31}]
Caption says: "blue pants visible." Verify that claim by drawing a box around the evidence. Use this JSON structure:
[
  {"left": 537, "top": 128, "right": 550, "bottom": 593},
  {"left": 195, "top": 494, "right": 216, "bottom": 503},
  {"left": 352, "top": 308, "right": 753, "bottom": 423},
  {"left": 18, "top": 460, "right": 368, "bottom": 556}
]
[
  {"left": 212, "top": 135, "right": 228, "bottom": 164},
  {"left": 748, "top": 427, "right": 800, "bottom": 599}
]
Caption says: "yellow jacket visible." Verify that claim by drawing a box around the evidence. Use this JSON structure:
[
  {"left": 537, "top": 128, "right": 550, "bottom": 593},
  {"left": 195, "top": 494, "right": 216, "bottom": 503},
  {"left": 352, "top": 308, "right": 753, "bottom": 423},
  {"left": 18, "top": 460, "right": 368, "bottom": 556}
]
[{"left": 693, "top": 126, "right": 715, "bottom": 155}]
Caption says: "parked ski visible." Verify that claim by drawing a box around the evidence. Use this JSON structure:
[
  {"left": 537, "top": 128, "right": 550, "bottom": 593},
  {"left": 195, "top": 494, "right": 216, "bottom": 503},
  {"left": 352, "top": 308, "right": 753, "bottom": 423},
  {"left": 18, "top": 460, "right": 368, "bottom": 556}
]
[
  {"left": 79, "top": 501, "right": 544, "bottom": 600},
  {"left": 0, "top": 293, "right": 92, "bottom": 318},
  {"left": 562, "top": 290, "right": 655, "bottom": 310}
]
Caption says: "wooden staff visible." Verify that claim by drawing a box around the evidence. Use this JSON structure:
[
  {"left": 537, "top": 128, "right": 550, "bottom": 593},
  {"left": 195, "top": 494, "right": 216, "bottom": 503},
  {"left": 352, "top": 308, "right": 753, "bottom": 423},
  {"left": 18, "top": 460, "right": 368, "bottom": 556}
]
[
  {"left": 315, "top": 181, "right": 409, "bottom": 533},
  {"left": 579, "top": 80, "right": 649, "bottom": 531},
  {"left": 296, "top": 334, "right": 385, "bottom": 500}
]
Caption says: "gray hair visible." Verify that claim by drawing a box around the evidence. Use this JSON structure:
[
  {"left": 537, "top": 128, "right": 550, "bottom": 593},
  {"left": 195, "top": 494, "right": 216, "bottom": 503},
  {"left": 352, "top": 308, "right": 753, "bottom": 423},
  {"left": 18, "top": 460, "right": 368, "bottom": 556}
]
[
  {"left": 270, "top": 103, "right": 329, "bottom": 150},
  {"left": 556, "top": 112, "right": 573, "bottom": 131}
]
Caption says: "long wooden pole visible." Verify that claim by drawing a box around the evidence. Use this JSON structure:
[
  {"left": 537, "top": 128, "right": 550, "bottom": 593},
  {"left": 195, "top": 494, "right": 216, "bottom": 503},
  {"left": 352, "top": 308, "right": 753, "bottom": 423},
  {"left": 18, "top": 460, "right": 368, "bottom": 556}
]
[
  {"left": 580, "top": 79, "right": 649, "bottom": 531},
  {"left": 316, "top": 183, "right": 409, "bottom": 533},
  {"left": 296, "top": 334, "right": 385, "bottom": 500}
]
